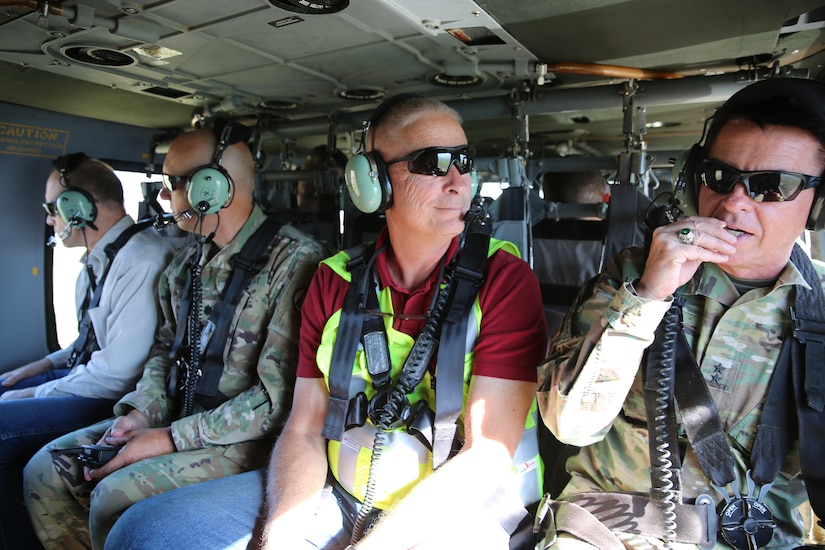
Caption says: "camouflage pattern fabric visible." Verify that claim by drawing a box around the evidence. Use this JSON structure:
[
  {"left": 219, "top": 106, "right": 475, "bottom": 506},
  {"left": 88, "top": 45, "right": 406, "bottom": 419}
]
[
  {"left": 24, "top": 418, "right": 271, "bottom": 550},
  {"left": 24, "top": 205, "right": 331, "bottom": 549},
  {"left": 538, "top": 245, "right": 825, "bottom": 549}
]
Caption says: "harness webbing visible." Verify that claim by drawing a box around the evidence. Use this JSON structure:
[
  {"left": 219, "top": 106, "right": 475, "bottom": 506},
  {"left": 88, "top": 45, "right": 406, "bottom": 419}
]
[
  {"left": 169, "top": 216, "right": 282, "bottom": 409},
  {"left": 433, "top": 212, "right": 491, "bottom": 467},
  {"left": 67, "top": 218, "right": 156, "bottom": 368},
  {"left": 787, "top": 245, "right": 825, "bottom": 526},
  {"left": 322, "top": 210, "right": 492, "bottom": 470},
  {"left": 644, "top": 244, "right": 825, "bottom": 528},
  {"left": 321, "top": 243, "right": 376, "bottom": 441}
]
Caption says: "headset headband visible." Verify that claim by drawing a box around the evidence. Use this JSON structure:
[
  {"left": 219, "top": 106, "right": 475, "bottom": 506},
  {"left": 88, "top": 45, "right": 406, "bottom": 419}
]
[{"left": 52, "top": 152, "right": 90, "bottom": 187}]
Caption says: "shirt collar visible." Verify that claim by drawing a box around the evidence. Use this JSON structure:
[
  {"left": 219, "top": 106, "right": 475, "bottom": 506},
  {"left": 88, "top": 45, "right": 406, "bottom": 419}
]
[
  {"left": 80, "top": 215, "right": 134, "bottom": 277},
  {"left": 682, "top": 259, "right": 811, "bottom": 307},
  {"left": 373, "top": 226, "right": 460, "bottom": 294},
  {"left": 199, "top": 204, "right": 267, "bottom": 269}
]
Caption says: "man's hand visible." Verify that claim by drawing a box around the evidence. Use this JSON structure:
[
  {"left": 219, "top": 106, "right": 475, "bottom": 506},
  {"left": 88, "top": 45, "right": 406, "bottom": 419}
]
[
  {"left": 0, "top": 387, "right": 36, "bottom": 401},
  {"left": 0, "top": 357, "right": 53, "bottom": 387},
  {"left": 635, "top": 216, "right": 737, "bottom": 300},
  {"left": 84, "top": 426, "right": 175, "bottom": 481},
  {"left": 83, "top": 410, "right": 173, "bottom": 481},
  {"left": 98, "top": 410, "right": 151, "bottom": 446}
]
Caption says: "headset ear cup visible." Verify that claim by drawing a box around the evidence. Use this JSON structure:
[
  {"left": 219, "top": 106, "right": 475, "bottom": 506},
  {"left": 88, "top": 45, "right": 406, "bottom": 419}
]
[
  {"left": 187, "top": 165, "right": 232, "bottom": 215},
  {"left": 672, "top": 143, "right": 703, "bottom": 218},
  {"left": 345, "top": 151, "right": 391, "bottom": 213},
  {"left": 55, "top": 188, "right": 97, "bottom": 227}
]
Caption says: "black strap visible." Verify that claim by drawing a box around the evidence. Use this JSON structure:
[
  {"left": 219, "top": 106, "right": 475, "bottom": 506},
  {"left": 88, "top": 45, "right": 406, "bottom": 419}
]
[
  {"left": 602, "top": 184, "right": 643, "bottom": 266},
  {"left": 642, "top": 301, "right": 685, "bottom": 497},
  {"left": 432, "top": 211, "right": 491, "bottom": 468},
  {"left": 672, "top": 328, "right": 737, "bottom": 488},
  {"left": 646, "top": 245, "right": 825, "bottom": 521},
  {"left": 323, "top": 204, "right": 491, "bottom": 459},
  {"left": 167, "top": 217, "right": 283, "bottom": 409},
  {"left": 322, "top": 244, "right": 376, "bottom": 441},
  {"left": 195, "top": 217, "right": 283, "bottom": 408},
  {"left": 788, "top": 245, "right": 825, "bottom": 524},
  {"left": 67, "top": 219, "right": 155, "bottom": 367}
]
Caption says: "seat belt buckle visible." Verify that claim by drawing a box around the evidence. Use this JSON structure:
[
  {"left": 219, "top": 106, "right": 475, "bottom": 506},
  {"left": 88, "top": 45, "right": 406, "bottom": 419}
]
[{"left": 695, "top": 494, "right": 718, "bottom": 549}]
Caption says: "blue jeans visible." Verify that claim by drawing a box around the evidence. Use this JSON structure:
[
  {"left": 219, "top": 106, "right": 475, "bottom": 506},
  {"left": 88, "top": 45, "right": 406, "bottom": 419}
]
[
  {"left": 105, "top": 469, "right": 354, "bottom": 550},
  {"left": 0, "top": 370, "right": 116, "bottom": 550}
]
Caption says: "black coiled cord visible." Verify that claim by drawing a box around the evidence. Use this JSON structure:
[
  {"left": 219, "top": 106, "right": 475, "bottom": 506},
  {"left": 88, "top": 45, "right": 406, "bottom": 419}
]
[
  {"left": 349, "top": 267, "right": 454, "bottom": 545},
  {"left": 654, "top": 304, "right": 681, "bottom": 549},
  {"left": 183, "top": 242, "right": 204, "bottom": 417}
]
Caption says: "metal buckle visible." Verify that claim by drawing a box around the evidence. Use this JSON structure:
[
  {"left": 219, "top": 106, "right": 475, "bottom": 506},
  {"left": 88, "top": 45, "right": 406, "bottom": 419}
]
[{"left": 712, "top": 470, "right": 776, "bottom": 550}]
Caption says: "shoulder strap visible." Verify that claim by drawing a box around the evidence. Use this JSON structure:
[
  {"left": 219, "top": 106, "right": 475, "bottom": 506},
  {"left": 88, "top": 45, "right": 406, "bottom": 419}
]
[
  {"left": 787, "top": 245, "right": 825, "bottom": 524},
  {"left": 193, "top": 216, "right": 283, "bottom": 408},
  {"left": 322, "top": 243, "right": 377, "bottom": 441},
  {"left": 67, "top": 219, "right": 155, "bottom": 368},
  {"left": 432, "top": 204, "right": 492, "bottom": 468}
]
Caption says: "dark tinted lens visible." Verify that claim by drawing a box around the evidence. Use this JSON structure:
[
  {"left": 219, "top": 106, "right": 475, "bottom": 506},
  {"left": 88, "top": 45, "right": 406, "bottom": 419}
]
[
  {"left": 43, "top": 202, "right": 57, "bottom": 216},
  {"left": 699, "top": 160, "right": 808, "bottom": 202},
  {"left": 747, "top": 172, "right": 806, "bottom": 201},
  {"left": 699, "top": 163, "right": 737, "bottom": 194},
  {"left": 162, "top": 173, "right": 187, "bottom": 192},
  {"left": 408, "top": 147, "right": 473, "bottom": 176}
]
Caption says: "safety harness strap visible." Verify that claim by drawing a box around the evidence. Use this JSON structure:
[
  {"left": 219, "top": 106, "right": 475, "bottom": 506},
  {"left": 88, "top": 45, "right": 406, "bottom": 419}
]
[
  {"left": 642, "top": 301, "right": 683, "bottom": 498},
  {"left": 196, "top": 216, "right": 283, "bottom": 408},
  {"left": 67, "top": 218, "right": 156, "bottom": 368},
  {"left": 641, "top": 244, "right": 825, "bottom": 536},
  {"left": 432, "top": 212, "right": 491, "bottom": 468},
  {"left": 167, "top": 217, "right": 283, "bottom": 409},
  {"left": 323, "top": 204, "right": 492, "bottom": 459},
  {"left": 545, "top": 493, "right": 714, "bottom": 547},
  {"left": 788, "top": 245, "right": 825, "bottom": 525},
  {"left": 323, "top": 244, "right": 376, "bottom": 441}
]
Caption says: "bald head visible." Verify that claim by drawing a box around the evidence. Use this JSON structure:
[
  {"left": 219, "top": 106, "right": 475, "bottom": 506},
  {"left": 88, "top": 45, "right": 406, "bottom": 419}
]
[
  {"left": 369, "top": 97, "right": 462, "bottom": 152},
  {"left": 162, "top": 127, "right": 256, "bottom": 245},
  {"left": 165, "top": 129, "right": 256, "bottom": 202}
]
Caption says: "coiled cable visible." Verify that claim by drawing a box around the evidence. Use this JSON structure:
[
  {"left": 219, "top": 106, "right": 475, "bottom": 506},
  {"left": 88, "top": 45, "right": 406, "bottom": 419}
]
[
  {"left": 653, "top": 304, "right": 681, "bottom": 549},
  {"left": 350, "top": 426, "right": 389, "bottom": 543},
  {"left": 183, "top": 236, "right": 205, "bottom": 417}
]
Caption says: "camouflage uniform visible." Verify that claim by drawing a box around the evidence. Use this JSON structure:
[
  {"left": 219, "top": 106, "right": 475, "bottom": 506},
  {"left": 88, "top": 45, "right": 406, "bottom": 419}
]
[
  {"left": 24, "top": 205, "right": 330, "bottom": 550},
  {"left": 538, "top": 245, "right": 825, "bottom": 549}
]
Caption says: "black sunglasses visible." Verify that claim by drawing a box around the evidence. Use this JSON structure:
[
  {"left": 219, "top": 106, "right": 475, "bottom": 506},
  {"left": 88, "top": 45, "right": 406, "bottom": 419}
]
[
  {"left": 43, "top": 201, "right": 58, "bottom": 216},
  {"left": 697, "top": 158, "right": 821, "bottom": 203},
  {"left": 386, "top": 145, "right": 475, "bottom": 176},
  {"left": 161, "top": 173, "right": 189, "bottom": 192}
]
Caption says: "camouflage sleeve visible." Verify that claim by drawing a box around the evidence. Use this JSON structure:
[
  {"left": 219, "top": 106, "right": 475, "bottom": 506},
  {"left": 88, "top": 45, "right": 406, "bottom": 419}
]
[
  {"left": 169, "top": 236, "right": 329, "bottom": 450},
  {"left": 114, "top": 252, "right": 187, "bottom": 425},
  {"left": 536, "top": 247, "right": 672, "bottom": 446}
]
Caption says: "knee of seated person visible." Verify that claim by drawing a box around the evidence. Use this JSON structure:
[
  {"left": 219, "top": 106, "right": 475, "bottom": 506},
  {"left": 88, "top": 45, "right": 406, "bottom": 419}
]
[
  {"left": 23, "top": 444, "right": 64, "bottom": 489},
  {"left": 104, "top": 497, "right": 163, "bottom": 550}
]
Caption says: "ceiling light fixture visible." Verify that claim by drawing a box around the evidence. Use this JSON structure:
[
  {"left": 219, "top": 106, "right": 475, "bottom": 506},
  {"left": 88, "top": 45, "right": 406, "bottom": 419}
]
[
  {"left": 258, "top": 99, "right": 300, "bottom": 110},
  {"left": 60, "top": 46, "right": 136, "bottom": 67},
  {"left": 337, "top": 88, "right": 386, "bottom": 100},
  {"left": 267, "top": 0, "right": 349, "bottom": 15},
  {"left": 429, "top": 73, "right": 484, "bottom": 87}
]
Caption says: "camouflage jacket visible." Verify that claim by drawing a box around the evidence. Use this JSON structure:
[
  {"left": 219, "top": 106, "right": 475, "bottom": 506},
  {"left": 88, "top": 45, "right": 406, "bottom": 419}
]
[
  {"left": 115, "top": 205, "right": 330, "bottom": 451},
  {"left": 538, "top": 245, "right": 825, "bottom": 548}
]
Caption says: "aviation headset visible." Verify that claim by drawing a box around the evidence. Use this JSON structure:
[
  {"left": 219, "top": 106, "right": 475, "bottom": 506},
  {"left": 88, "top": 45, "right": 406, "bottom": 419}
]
[
  {"left": 673, "top": 77, "right": 825, "bottom": 232},
  {"left": 344, "top": 93, "right": 479, "bottom": 214},
  {"left": 186, "top": 120, "right": 252, "bottom": 215},
  {"left": 50, "top": 152, "right": 98, "bottom": 229}
]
